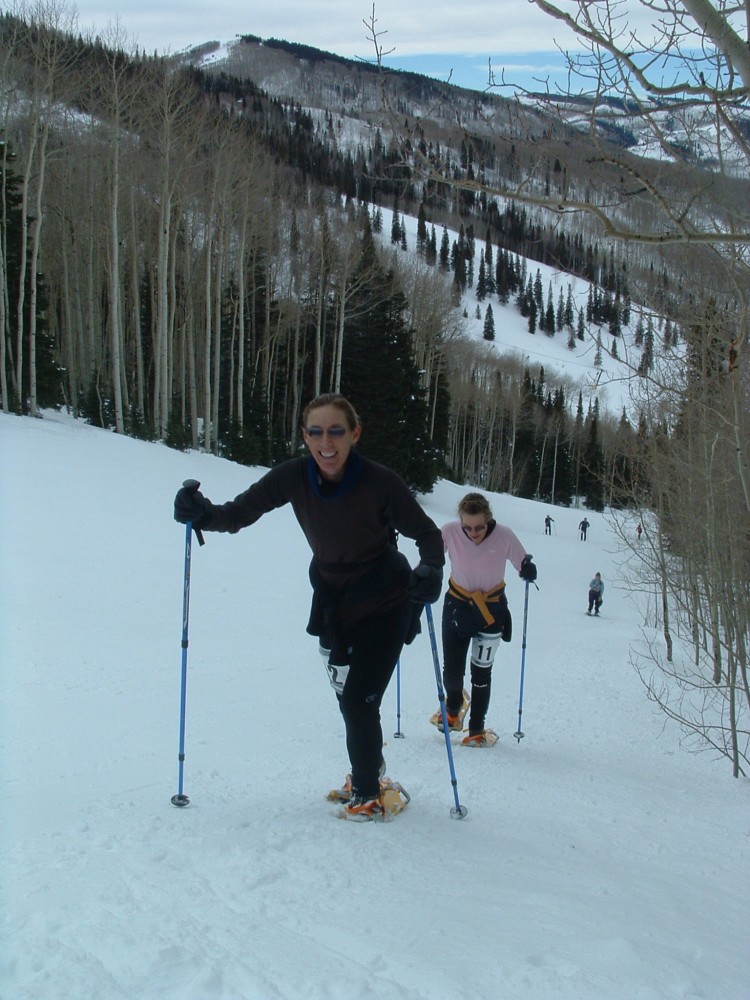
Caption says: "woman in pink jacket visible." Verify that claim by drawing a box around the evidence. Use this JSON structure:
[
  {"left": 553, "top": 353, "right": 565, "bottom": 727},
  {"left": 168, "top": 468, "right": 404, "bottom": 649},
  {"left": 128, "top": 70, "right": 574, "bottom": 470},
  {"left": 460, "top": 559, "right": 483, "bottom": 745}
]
[{"left": 435, "top": 493, "right": 536, "bottom": 746}]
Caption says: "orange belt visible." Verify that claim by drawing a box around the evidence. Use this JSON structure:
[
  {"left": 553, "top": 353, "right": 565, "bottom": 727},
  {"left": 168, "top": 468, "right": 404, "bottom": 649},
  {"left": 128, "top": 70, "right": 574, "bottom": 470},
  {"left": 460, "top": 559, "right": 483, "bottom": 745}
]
[{"left": 448, "top": 578, "right": 506, "bottom": 627}]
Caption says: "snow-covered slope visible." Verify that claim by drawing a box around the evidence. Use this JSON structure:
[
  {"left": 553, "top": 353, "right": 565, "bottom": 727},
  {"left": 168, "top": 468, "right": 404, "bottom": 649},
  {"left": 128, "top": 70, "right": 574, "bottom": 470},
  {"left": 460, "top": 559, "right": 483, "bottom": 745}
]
[{"left": 2, "top": 410, "right": 746, "bottom": 1000}]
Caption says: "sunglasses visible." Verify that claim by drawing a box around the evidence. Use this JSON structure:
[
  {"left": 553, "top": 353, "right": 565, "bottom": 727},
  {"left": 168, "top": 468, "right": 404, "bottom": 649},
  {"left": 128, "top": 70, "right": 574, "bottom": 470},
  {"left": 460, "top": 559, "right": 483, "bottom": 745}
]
[
  {"left": 305, "top": 425, "right": 348, "bottom": 438},
  {"left": 462, "top": 523, "right": 488, "bottom": 534}
]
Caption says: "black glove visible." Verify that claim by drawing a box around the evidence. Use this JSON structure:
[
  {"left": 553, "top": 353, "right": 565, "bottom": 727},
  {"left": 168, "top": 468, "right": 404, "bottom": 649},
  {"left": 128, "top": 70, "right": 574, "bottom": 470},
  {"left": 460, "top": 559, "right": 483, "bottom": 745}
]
[
  {"left": 409, "top": 563, "right": 443, "bottom": 604},
  {"left": 174, "top": 480, "right": 213, "bottom": 530},
  {"left": 519, "top": 554, "right": 537, "bottom": 582}
]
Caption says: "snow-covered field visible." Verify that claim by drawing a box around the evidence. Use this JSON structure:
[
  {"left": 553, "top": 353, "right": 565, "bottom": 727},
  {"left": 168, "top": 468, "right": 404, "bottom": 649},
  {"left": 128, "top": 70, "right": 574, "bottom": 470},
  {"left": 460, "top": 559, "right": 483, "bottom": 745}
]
[{"left": 1, "top": 409, "right": 747, "bottom": 1000}]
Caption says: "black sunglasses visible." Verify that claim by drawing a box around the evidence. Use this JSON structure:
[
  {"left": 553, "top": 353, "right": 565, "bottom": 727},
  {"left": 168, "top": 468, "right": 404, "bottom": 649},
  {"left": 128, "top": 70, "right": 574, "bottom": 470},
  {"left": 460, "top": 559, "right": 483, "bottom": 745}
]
[{"left": 305, "top": 425, "right": 348, "bottom": 438}]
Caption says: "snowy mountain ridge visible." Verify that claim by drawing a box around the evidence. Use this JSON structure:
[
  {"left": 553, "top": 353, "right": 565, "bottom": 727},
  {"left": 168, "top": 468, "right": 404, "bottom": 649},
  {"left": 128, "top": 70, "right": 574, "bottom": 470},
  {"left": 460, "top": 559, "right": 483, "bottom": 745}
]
[{"left": 184, "top": 34, "right": 750, "bottom": 175}]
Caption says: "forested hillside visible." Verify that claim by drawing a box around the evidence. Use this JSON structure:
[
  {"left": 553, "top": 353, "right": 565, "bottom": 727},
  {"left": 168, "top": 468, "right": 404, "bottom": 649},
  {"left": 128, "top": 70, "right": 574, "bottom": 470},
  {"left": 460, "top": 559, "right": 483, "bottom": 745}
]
[{"left": 1, "top": 7, "right": 722, "bottom": 502}]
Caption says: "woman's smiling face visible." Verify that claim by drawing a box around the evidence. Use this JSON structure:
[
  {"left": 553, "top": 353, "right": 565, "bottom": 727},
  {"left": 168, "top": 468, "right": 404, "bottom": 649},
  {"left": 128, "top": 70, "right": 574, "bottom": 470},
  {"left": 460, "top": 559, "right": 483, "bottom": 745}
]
[{"left": 302, "top": 403, "right": 361, "bottom": 482}]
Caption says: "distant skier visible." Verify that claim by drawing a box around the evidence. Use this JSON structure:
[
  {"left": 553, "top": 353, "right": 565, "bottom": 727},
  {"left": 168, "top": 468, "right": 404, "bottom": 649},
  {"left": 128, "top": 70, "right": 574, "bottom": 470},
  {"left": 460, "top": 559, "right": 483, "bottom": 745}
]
[
  {"left": 579, "top": 517, "right": 590, "bottom": 541},
  {"left": 636, "top": 523, "right": 643, "bottom": 541},
  {"left": 544, "top": 515, "right": 554, "bottom": 535},
  {"left": 587, "top": 572, "right": 604, "bottom": 616}
]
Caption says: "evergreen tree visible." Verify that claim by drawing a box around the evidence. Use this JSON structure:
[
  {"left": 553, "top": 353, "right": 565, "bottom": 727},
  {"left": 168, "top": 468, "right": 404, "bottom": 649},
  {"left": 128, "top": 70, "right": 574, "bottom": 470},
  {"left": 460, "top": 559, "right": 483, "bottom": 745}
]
[
  {"left": 495, "top": 250, "right": 510, "bottom": 304},
  {"left": 484, "top": 230, "right": 495, "bottom": 295},
  {"left": 580, "top": 401, "right": 605, "bottom": 510},
  {"left": 391, "top": 201, "right": 401, "bottom": 244},
  {"left": 416, "top": 201, "right": 427, "bottom": 253},
  {"left": 476, "top": 251, "right": 487, "bottom": 301},
  {"left": 453, "top": 243, "right": 467, "bottom": 291},
  {"left": 565, "top": 285, "right": 575, "bottom": 329},
  {"left": 515, "top": 370, "right": 540, "bottom": 499},
  {"left": 608, "top": 408, "right": 636, "bottom": 508},
  {"left": 528, "top": 299, "right": 538, "bottom": 334},
  {"left": 340, "top": 227, "right": 440, "bottom": 492},
  {"left": 426, "top": 225, "right": 437, "bottom": 266},
  {"left": 545, "top": 284, "right": 555, "bottom": 335},
  {"left": 557, "top": 287, "right": 565, "bottom": 331},
  {"left": 609, "top": 292, "right": 622, "bottom": 336},
  {"left": 533, "top": 269, "right": 543, "bottom": 311},
  {"left": 483, "top": 303, "right": 495, "bottom": 341},
  {"left": 638, "top": 321, "right": 655, "bottom": 375},
  {"left": 439, "top": 226, "right": 451, "bottom": 271}
]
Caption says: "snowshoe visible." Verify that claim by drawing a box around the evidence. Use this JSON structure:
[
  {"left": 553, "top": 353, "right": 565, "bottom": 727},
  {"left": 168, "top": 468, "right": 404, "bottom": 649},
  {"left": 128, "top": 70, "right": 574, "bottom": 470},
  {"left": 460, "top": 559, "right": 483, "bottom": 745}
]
[
  {"left": 328, "top": 775, "right": 410, "bottom": 820},
  {"left": 340, "top": 793, "right": 385, "bottom": 821},
  {"left": 326, "top": 758, "right": 387, "bottom": 803},
  {"left": 460, "top": 729, "right": 499, "bottom": 748},
  {"left": 430, "top": 690, "right": 469, "bottom": 732}
]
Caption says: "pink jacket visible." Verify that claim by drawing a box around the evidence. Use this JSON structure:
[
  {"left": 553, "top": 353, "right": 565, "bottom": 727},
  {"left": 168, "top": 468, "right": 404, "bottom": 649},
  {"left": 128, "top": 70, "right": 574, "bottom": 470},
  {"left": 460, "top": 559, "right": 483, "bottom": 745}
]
[{"left": 441, "top": 520, "right": 527, "bottom": 592}]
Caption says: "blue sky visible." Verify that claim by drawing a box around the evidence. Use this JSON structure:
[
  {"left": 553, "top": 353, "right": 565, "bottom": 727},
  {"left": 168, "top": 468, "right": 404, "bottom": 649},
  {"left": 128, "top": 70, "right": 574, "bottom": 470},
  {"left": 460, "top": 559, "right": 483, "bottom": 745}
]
[{"left": 70, "top": 0, "right": 574, "bottom": 92}]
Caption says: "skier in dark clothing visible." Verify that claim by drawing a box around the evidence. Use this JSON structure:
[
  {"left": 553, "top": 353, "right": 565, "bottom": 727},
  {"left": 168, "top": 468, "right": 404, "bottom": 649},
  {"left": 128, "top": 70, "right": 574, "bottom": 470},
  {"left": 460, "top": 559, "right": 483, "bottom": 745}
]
[
  {"left": 579, "top": 517, "right": 590, "bottom": 541},
  {"left": 587, "top": 572, "right": 604, "bottom": 615},
  {"left": 173, "top": 393, "right": 444, "bottom": 821},
  {"left": 544, "top": 515, "right": 554, "bottom": 535}
]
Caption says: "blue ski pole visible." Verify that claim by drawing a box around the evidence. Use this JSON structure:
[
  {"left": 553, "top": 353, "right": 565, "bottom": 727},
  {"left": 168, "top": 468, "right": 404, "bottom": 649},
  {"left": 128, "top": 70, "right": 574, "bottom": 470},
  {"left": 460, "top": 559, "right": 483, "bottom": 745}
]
[
  {"left": 424, "top": 602, "right": 468, "bottom": 820},
  {"left": 172, "top": 481, "right": 204, "bottom": 807},
  {"left": 393, "top": 659, "right": 405, "bottom": 738},
  {"left": 514, "top": 580, "right": 531, "bottom": 742}
]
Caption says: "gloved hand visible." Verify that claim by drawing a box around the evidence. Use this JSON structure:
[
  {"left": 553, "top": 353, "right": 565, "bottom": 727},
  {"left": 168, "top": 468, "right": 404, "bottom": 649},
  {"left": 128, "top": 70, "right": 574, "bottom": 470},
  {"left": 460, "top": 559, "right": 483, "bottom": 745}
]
[
  {"left": 409, "top": 563, "right": 443, "bottom": 604},
  {"left": 519, "top": 554, "right": 537, "bottom": 583},
  {"left": 174, "top": 480, "right": 213, "bottom": 530}
]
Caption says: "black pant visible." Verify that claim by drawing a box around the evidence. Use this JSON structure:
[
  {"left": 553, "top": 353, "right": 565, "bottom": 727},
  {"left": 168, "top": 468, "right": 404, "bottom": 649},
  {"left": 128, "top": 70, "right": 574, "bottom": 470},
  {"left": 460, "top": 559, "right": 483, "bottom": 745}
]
[
  {"left": 336, "top": 600, "right": 414, "bottom": 797},
  {"left": 588, "top": 589, "right": 602, "bottom": 613},
  {"left": 441, "top": 593, "right": 506, "bottom": 732}
]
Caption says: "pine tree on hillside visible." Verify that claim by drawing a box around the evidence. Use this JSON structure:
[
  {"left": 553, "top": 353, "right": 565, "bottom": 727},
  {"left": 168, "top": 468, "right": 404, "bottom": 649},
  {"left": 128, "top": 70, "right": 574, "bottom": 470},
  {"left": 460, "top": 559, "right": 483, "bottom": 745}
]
[
  {"left": 483, "top": 303, "right": 495, "bottom": 341},
  {"left": 577, "top": 308, "right": 586, "bottom": 342},
  {"left": 426, "top": 225, "right": 437, "bottom": 266},
  {"left": 439, "top": 227, "right": 450, "bottom": 271},
  {"left": 545, "top": 283, "right": 555, "bottom": 335},
  {"left": 391, "top": 201, "right": 401, "bottom": 244},
  {"left": 580, "top": 401, "right": 605, "bottom": 511},
  {"left": 416, "top": 202, "right": 427, "bottom": 254},
  {"left": 515, "top": 370, "right": 539, "bottom": 499},
  {"left": 476, "top": 251, "right": 487, "bottom": 301},
  {"left": 340, "top": 227, "right": 439, "bottom": 492}
]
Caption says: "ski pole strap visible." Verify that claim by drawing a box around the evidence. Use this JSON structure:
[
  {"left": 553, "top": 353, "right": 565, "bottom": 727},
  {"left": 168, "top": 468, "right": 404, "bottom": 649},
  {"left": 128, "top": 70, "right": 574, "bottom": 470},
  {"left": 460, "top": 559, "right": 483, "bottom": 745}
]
[{"left": 447, "top": 578, "right": 505, "bottom": 627}]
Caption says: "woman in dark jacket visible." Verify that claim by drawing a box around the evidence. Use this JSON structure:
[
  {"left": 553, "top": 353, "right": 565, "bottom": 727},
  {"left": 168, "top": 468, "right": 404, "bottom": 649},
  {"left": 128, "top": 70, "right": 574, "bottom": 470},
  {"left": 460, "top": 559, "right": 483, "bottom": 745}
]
[{"left": 174, "top": 393, "right": 444, "bottom": 821}]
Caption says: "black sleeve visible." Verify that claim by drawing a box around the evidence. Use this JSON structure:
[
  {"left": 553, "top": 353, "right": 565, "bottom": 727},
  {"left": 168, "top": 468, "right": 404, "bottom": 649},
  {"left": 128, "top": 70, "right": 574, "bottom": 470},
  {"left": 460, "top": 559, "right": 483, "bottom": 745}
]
[
  {"left": 204, "top": 460, "right": 303, "bottom": 534},
  {"left": 381, "top": 467, "right": 444, "bottom": 568}
]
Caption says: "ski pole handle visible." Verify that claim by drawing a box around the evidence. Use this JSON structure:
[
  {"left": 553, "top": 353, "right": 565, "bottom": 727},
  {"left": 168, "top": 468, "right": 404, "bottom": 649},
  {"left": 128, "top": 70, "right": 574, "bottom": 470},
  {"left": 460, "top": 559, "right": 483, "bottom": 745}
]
[{"left": 182, "top": 478, "right": 205, "bottom": 546}]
